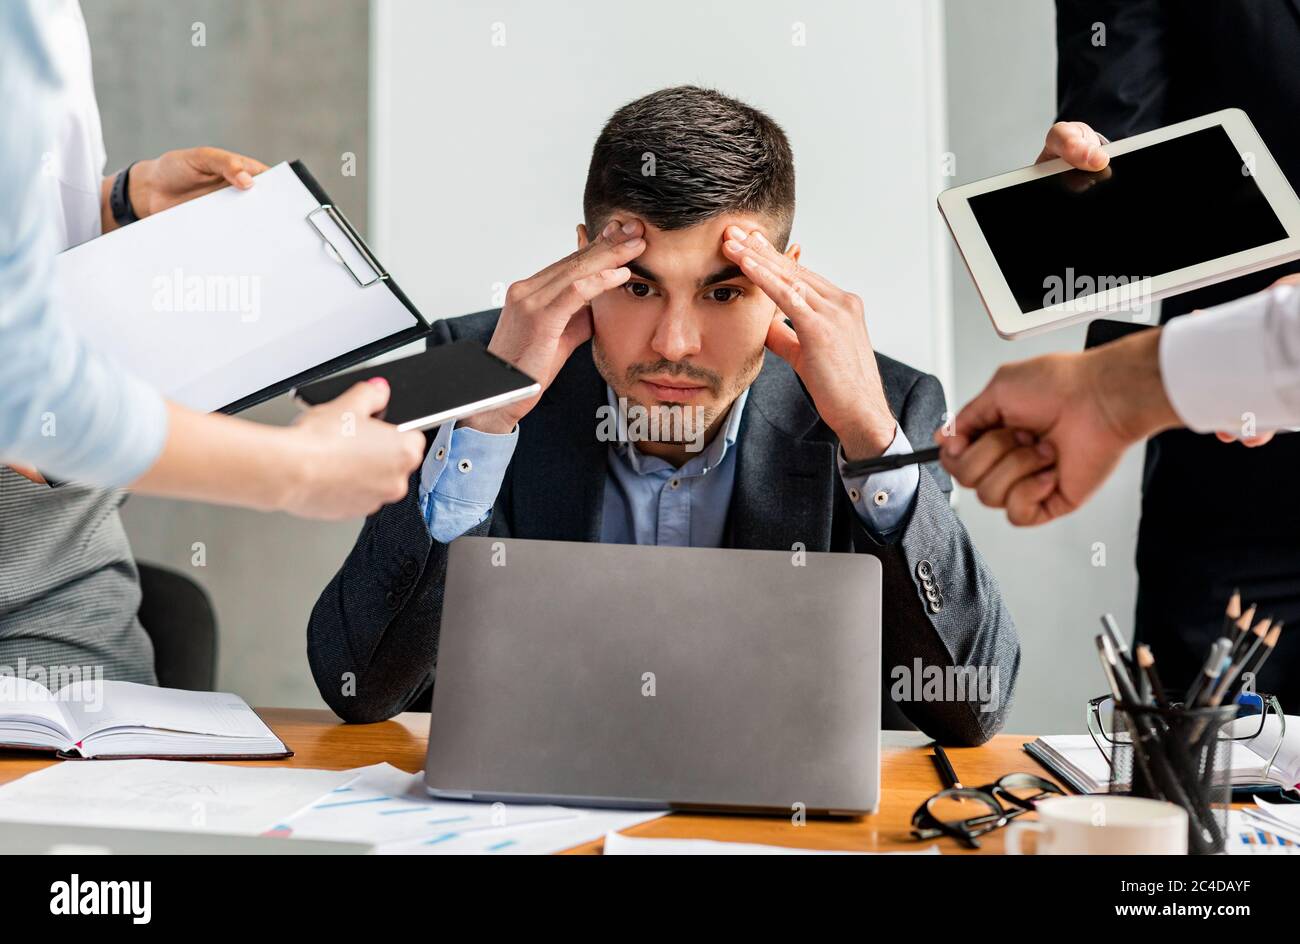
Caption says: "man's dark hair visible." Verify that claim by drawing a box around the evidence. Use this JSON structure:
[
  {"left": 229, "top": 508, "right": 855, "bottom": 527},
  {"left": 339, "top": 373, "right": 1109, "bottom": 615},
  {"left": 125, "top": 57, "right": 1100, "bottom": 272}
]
[{"left": 583, "top": 86, "right": 796, "bottom": 249}]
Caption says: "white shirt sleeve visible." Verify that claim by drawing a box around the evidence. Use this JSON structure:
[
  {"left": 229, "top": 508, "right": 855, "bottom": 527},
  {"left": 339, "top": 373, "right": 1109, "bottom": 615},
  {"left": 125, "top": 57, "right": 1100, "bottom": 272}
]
[
  {"left": 0, "top": 1, "right": 169, "bottom": 485},
  {"left": 1159, "top": 283, "right": 1300, "bottom": 434}
]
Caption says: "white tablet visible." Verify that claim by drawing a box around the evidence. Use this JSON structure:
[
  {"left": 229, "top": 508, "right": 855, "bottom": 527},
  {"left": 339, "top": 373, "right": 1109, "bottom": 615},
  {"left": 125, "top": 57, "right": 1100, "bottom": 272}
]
[{"left": 939, "top": 109, "right": 1300, "bottom": 339}]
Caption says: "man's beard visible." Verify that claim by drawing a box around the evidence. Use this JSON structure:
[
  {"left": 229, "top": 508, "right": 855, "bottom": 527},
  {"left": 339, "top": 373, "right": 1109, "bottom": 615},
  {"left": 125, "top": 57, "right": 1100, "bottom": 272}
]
[{"left": 590, "top": 336, "right": 764, "bottom": 445}]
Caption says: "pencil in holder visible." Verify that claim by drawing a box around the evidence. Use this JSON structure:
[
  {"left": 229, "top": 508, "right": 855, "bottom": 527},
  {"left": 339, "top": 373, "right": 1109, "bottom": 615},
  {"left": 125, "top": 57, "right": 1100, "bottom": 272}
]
[{"left": 1107, "top": 701, "right": 1237, "bottom": 855}]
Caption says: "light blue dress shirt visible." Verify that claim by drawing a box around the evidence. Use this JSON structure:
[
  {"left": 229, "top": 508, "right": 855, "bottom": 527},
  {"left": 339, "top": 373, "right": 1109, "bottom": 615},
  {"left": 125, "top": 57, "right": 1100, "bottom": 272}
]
[
  {"left": 418, "top": 382, "right": 920, "bottom": 546},
  {"left": 0, "top": 1, "right": 168, "bottom": 485}
]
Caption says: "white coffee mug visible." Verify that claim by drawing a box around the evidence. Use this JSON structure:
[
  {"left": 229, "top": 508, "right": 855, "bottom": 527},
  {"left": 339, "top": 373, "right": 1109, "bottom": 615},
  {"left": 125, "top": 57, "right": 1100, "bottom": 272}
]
[{"left": 1005, "top": 795, "right": 1188, "bottom": 855}]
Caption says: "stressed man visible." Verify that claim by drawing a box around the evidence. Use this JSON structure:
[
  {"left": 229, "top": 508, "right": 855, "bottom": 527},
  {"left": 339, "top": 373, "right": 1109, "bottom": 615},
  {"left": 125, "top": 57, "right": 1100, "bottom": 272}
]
[{"left": 308, "top": 86, "right": 1019, "bottom": 745}]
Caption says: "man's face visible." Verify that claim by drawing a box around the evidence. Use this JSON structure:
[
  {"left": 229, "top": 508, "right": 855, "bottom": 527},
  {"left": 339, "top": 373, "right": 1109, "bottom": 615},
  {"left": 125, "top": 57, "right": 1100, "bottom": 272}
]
[{"left": 581, "top": 212, "right": 799, "bottom": 439}]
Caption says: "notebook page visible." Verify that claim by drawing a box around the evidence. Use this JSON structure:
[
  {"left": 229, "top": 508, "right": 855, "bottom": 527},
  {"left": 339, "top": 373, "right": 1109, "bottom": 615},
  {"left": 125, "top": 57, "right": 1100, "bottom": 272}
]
[
  {"left": 1241, "top": 715, "right": 1300, "bottom": 787},
  {"left": 56, "top": 680, "right": 278, "bottom": 743},
  {"left": 0, "top": 675, "right": 74, "bottom": 740}
]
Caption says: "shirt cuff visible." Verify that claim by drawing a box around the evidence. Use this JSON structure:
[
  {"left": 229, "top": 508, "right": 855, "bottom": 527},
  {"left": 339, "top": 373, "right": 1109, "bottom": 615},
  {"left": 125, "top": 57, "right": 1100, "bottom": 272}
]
[
  {"left": 1160, "top": 287, "right": 1296, "bottom": 433},
  {"left": 418, "top": 420, "right": 518, "bottom": 543},
  {"left": 839, "top": 423, "right": 920, "bottom": 538}
]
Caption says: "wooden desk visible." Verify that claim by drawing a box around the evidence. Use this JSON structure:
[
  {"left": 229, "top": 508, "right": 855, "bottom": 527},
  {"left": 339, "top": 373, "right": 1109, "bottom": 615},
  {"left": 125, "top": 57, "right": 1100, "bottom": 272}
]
[{"left": 0, "top": 709, "right": 1061, "bottom": 854}]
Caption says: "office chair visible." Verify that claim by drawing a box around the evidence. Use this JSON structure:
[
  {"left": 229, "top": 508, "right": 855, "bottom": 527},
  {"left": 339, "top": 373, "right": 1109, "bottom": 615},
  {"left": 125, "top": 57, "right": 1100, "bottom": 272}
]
[{"left": 135, "top": 562, "right": 218, "bottom": 691}]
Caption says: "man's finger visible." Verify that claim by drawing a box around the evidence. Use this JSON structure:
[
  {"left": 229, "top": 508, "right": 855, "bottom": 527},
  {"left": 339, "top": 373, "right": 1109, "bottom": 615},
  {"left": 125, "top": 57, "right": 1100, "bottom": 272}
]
[
  {"left": 950, "top": 382, "right": 1006, "bottom": 444},
  {"left": 1039, "top": 121, "right": 1109, "bottom": 171},
  {"left": 734, "top": 252, "right": 827, "bottom": 324},
  {"left": 935, "top": 428, "right": 971, "bottom": 466},
  {"left": 534, "top": 224, "right": 645, "bottom": 306},
  {"left": 558, "top": 304, "right": 595, "bottom": 360},
  {"left": 764, "top": 317, "right": 801, "bottom": 363},
  {"left": 725, "top": 226, "right": 833, "bottom": 288},
  {"left": 558, "top": 218, "right": 643, "bottom": 272},
  {"left": 973, "top": 442, "right": 1057, "bottom": 509},
  {"left": 944, "top": 427, "right": 1024, "bottom": 489},
  {"left": 1006, "top": 469, "right": 1058, "bottom": 526},
  {"left": 1043, "top": 488, "right": 1076, "bottom": 522},
  {"left": 722, "top": 226, "right": 838, "bottom": 298},
  {"left": 550, "top": 265, "right": 633, "bottom": 316}
]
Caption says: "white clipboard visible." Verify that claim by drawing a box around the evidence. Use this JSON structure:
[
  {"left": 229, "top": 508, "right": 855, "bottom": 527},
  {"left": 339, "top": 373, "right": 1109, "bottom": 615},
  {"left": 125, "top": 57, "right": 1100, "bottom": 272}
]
[{"left": 50, "top": 160, "right": 429, "bottom": 413}]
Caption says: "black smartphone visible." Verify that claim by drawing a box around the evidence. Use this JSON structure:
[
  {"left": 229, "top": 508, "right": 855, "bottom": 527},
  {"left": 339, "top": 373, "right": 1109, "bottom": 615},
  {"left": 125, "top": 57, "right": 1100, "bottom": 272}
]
[{"left": 294, "top": 340, "right": 540, "bottom": 432}]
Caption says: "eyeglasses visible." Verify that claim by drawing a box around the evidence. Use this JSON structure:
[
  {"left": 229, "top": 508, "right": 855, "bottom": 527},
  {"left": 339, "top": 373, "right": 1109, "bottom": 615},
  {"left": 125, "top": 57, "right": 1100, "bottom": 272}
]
[
  {"left": 1086, "top": 690, "right": 1286, "bottom": 776},
  {"left": 910, "top": 772, "right": 1065, "bottom": 850}
]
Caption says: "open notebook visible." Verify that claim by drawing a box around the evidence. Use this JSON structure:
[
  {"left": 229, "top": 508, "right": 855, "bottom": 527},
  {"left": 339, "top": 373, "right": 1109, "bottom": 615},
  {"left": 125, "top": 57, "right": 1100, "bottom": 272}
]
[
  {"left": 1026, "top": 721, "right": 1300, "bottom": 795},
  {"left": 0, "top": 678, "right": 289, "bottom": 760}
]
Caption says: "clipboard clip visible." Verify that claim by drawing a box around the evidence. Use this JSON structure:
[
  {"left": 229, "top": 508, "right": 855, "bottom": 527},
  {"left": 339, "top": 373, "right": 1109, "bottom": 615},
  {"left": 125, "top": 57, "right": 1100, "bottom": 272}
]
[{"left": 307, "top": 204, "right": 388, "bottom": 288}]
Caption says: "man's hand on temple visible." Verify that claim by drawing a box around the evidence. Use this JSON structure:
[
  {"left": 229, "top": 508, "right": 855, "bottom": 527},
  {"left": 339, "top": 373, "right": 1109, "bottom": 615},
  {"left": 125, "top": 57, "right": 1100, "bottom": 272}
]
[
  {"left": 463, "top": 219, "right": 646, "bottom": 435},
  {"left": 720, "top": 226, "right": 897, "bottom": 461}
]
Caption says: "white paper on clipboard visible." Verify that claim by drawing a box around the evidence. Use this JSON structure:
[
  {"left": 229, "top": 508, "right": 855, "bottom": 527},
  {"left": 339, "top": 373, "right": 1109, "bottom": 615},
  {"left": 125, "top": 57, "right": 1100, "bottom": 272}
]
[{"left": 49, "top": 162, "right": 422, "bottom": 412}]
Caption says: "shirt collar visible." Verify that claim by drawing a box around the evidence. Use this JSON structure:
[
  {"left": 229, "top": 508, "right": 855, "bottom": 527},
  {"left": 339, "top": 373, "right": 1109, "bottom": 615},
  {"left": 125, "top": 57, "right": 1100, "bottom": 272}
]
[{"left": 605, "top": 384, "right": 749, "bottom": 477}]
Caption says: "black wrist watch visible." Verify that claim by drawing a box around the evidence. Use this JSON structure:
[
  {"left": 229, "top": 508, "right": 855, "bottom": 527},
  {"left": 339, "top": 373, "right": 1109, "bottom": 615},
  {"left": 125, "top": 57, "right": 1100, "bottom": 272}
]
[{"left": 109, "top": 162, "right": 140, "bottom": 227}]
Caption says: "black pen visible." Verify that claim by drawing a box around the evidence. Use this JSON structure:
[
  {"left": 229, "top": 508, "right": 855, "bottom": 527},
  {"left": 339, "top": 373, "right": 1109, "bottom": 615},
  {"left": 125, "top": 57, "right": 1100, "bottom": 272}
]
[
  {"left": 841, "top": 445, "right": 941, "bottom": 477},
  {"left": 931, "top": 742, "right": 961, "bottom": 790}
]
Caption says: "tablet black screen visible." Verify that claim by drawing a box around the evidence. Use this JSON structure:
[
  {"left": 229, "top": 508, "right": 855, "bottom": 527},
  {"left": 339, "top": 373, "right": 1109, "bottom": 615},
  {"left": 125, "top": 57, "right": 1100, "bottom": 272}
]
[{"left": 968, "top": 125, "right": 1288, "bottom": 314}]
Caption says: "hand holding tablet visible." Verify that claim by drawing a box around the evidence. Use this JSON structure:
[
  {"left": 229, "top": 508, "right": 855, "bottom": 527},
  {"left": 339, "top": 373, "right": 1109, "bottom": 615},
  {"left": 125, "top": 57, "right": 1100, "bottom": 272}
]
[{"left": 940, "top": 109, "right": 1300, "bottom": 339}]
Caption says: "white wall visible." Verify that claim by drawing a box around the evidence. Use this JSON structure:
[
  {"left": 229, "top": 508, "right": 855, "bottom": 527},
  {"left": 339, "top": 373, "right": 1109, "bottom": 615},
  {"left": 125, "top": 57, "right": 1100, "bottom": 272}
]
[{"left": 371, "top": 0, "right": 953, "bottom": 391}]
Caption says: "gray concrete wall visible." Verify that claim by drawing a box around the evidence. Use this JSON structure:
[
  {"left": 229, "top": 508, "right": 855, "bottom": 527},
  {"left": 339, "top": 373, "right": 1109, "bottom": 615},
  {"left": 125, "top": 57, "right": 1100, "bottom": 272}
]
[{"left": 84, "top": 0, "right": 370, "bottom": 708}]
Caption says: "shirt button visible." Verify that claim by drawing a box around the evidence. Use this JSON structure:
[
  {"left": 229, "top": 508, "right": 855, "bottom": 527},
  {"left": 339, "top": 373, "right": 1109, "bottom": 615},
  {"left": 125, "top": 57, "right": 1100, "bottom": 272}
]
[
  {"left": 457, "top": 458, "right": 472, "bottom": 473},
  {"left": 434, "top": 446, "right": 446, "bottom": 461},
  {"left": 669, "top": 478, "right": 680, "bottom": 490},
  {"left": 873, "top": 490, "right": 889, "bottom": 507},
  {"left": 848, "top": 487, "right": 861, "bottom": 503}
]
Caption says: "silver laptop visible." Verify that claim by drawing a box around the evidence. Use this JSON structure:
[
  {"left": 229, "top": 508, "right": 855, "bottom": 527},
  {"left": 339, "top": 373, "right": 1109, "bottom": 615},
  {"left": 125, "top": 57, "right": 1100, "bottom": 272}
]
[{"left": 424, "top": 537, "right": 881, "bottom": 815}]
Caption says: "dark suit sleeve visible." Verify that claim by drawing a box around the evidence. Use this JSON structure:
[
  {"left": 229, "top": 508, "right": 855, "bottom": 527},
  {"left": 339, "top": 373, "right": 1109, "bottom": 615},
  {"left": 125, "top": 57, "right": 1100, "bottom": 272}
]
[
  {"left": 1054, "top": 0, "right": 1170, "bottom": 138},
  {"left": 306, "top": 319, "right": 506, "bottom": 723},
  {"left": 852, "top": 374, "right": 1020, "bottom": 746}
]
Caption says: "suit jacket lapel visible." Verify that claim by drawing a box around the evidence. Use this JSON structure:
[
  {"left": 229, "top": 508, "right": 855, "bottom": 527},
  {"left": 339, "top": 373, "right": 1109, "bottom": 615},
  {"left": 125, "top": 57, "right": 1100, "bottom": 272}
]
[
  {"left": 510, "top": 342, "right": 608, "bottom": 542},
  {"left": 728, "top": 357, "right": 837, "bottom": 552}
]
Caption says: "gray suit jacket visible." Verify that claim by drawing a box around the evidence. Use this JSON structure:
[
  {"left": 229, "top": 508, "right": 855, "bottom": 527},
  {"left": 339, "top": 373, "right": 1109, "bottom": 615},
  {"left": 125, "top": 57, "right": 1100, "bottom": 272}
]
[{"left": 308, "top": 310, "right": 1019, "bottom": 744}]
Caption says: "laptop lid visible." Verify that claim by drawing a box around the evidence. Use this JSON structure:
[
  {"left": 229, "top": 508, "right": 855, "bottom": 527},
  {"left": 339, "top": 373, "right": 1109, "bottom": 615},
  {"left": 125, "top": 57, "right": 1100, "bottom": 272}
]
[{"left": 424, "top": 537, "right": 881, "bottom": 815}]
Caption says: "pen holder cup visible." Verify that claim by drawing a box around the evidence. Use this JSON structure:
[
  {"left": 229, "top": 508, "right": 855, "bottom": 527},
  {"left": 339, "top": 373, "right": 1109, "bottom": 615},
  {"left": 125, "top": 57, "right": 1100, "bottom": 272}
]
[{"left": 1108, "top": 701, "right": 1237, "bottom": 855}]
